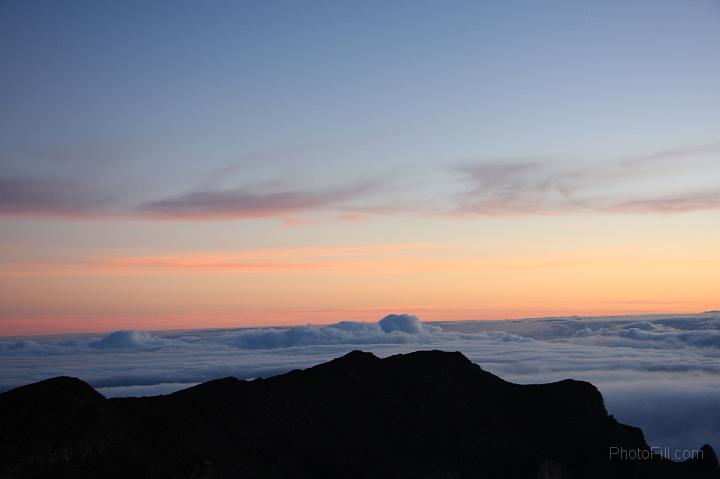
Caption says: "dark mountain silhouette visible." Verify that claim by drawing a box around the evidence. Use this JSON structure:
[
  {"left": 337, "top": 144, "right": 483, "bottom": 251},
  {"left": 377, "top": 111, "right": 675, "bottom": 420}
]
[{"left": 0, "top": 350, "right": 718, "bottom": 479}]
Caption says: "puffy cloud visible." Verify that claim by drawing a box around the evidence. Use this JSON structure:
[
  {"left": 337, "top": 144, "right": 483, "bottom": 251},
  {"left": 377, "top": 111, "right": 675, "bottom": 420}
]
[
  {"left": 0, "top": 339, "right": 45, "bottom": 353},
  {"left": 222, "top": 315, "right": 440, "bottom": 349},
  {"left": 556, "top": 318, "right": 720, "bottom": 350},
  {"left": 91, "top": 330, "right": 166, "bottom": 349},
  {"left": 223, "top": 324, "right": 390, "bottom": 349},
  {"left": 379, "top": 314, "right": 424, "bottom": 334}
]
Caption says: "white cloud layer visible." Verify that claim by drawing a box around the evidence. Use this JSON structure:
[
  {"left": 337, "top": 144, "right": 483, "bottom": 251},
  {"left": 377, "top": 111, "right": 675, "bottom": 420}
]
[{"left": 1, "top": 312, "right": 719, "bottom": 455}]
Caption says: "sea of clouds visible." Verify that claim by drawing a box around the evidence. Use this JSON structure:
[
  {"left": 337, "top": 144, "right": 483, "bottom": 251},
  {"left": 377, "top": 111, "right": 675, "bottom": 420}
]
[{"left": 2, "top": 312, "right": 719, "bottom": 455}]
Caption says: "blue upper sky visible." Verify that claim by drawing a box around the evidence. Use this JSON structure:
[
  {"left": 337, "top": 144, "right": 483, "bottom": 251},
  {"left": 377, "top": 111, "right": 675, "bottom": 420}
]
[{"left": 2, "top": 0, "right": 719, "bottom": 198}]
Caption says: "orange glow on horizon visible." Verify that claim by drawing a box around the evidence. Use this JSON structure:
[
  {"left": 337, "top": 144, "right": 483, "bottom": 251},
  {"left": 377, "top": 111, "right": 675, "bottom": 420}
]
[{"left": 1, "top": 239, "right": 718, "bottom": 336}]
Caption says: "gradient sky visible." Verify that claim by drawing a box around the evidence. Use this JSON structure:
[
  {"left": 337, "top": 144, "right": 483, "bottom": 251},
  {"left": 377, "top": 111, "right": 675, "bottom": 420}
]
[{"left": 1, "top": 0, "right": 719, "bottom": 335}]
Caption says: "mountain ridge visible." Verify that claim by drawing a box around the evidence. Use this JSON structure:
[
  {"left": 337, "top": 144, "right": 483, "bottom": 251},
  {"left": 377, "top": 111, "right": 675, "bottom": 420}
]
[{"left": 1, "top": 350, "right": 718, "bottom": 479}]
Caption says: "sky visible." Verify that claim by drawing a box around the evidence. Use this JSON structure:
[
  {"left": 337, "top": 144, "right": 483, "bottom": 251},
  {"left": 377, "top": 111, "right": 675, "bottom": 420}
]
[{"left": 1, "top": 0, "right": 720, "bottom": 335}]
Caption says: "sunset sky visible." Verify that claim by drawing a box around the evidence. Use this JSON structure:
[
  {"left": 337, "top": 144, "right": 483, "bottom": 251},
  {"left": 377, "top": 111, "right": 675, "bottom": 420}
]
[{"left": 1, "top": 0, "right": 719, "bottom": 335}]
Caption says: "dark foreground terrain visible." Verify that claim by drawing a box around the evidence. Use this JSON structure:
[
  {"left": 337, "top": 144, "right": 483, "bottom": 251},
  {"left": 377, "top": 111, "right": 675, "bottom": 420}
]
[{"left": 1, "top": 350, "right": 718, "bottom": 479}]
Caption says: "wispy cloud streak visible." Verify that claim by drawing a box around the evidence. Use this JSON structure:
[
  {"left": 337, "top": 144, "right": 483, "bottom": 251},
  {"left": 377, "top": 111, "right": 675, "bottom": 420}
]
[
  {"left": 453, "top": 143, "right": 720, "bottom": 216},
  {"left": 608, "top": 192, "right": 720, "bottom": 214},
  {"left": 2, "top": 142, "right": 719, "bottom": 220},
  {"left": 137, "top": 183, "right": 377, "bottom": 220}
]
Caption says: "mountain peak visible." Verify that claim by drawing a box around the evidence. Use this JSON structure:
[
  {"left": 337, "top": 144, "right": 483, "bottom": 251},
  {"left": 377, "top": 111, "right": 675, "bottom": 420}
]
[
  {"left": 387, "top": 349, "right": 475, "bottom": 367},
  {"left": 1, "top": 375, "right": 103, "bottom": 404},
  {"left": 337, "top": 349, "right": 379, "bottom": 362}
]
